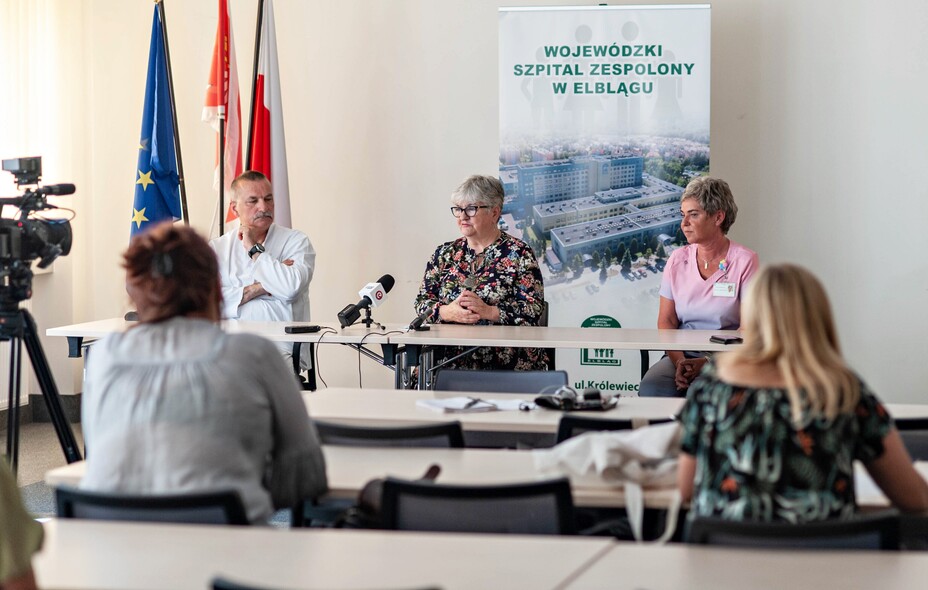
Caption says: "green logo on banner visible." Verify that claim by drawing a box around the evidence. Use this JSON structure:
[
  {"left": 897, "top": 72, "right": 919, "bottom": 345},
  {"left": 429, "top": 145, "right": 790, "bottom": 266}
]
[{"left": 580, "top": 315, "right": 622, "bottom": 366}]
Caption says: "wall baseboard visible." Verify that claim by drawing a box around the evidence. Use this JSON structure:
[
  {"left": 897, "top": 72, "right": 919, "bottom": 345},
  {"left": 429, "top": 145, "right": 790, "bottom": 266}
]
[
  {"left": 0, "top": 403, "right": 33, "bottom": 429},
  {"left": 27, "top": 393, "right": 82, "bottom": 424}
]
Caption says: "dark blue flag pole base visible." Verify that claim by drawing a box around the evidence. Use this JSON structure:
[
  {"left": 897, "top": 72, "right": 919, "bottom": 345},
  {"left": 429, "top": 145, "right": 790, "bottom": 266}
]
[{"left": 3, "top": 308, "right": 83, "bottom": 474}]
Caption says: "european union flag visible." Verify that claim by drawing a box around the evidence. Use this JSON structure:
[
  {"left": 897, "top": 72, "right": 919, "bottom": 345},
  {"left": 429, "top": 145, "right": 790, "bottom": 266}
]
[{"left": 131, "top": 7, "right": 181, "bottom": 237}]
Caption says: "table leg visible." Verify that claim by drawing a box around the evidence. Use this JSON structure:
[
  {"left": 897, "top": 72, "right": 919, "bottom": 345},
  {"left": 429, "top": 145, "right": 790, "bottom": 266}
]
[
  {"left": 640, "top": 350, "right": 651, "bottom": 380},
  {"left": 66, "top": 336, "right": 84, "bottom": 358}
]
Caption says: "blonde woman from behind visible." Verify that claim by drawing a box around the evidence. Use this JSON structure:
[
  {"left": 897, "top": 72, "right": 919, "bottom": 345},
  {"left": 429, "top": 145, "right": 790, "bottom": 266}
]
[{"left": 678, "top": 263, "right": 928, "bottom": 522}]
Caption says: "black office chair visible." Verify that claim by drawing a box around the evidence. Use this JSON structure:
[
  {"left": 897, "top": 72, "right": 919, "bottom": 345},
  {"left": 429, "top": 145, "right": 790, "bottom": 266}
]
[
  {"left": 555, "top": 415, "right": 675, "bottom": 443},
  {"left": 432, "top": 369, "right": 568, "bottom": 394},
  {"left": 687, "top": 514, "right": 901, "bottom": 550},
  {"left": 295, "top": 421, "right": 465, "bottom": 528},
  {"left": 895, "top": 417, "right": 928, "bottom": 461},
  {"left": 380, "top": 477, "right": 576, "bottom": 535},
  {"left": 555, "top": 415, "right": 634, "bottom": 444},
  {"left": 213, "top": 579, "right": 439, "bottom": 590},
  {"left": 314, "top": 420, "right": 465, "bottom": 448},
  {"left": 56, "top": 487, "right": 249, "bottom": 525},
  {"left": 538, "top": 300, "right": 556, "bottom": 370},
  {"left": 553, "top": 415, "right": 678, "bottom": 538},
  {"left": 900, "top": 514, "right": 928, "bottom": 550},
  {"left": 212, "top": 579, "right": 276, "bottom": 590}
]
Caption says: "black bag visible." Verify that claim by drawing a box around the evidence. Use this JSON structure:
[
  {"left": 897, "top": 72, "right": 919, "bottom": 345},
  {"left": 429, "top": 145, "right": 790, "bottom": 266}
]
[
  {"left": 535, "top": 387, "right": 617, "bottom": 412},
  {"left": 338, "top": 464, "right": 441, "bottom": 529}
]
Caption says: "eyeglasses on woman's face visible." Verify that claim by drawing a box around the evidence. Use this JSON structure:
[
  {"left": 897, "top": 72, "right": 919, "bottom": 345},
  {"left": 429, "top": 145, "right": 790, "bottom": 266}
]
[{"left": 450, "top": 205, "right": 490, "bottom": 218}]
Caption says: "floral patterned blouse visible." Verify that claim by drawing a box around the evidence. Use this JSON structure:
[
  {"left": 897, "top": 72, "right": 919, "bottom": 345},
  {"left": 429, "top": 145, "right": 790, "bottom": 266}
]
[
  {"left": 414, "top": 232, "right": 549, "bottom": 371},
  {"left": 680, "top": 363, "right": 891, "bottom": 523}
]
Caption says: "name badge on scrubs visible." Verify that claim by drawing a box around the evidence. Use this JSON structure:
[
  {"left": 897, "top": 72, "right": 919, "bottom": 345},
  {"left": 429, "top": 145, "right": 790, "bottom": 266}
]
[{"left": 713, "top": 282, "right": 736, "bottom": 298}]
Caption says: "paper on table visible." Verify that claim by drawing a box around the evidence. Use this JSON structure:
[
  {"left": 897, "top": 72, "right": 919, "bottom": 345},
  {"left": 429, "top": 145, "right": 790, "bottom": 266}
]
[{"left": 416, "top": 397, "right": 534, "bottom": 413}]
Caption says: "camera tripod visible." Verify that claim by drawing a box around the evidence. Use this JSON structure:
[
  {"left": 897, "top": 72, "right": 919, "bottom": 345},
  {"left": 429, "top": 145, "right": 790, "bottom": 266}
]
[{"left": 2, "top": 308, "right": 83, "bottom": 473}]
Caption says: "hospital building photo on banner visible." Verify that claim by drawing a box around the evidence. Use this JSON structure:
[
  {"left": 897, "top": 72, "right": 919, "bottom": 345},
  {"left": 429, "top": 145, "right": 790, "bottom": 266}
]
[{"left": 499, "top": 5, "right": 711, "bottom": 391}]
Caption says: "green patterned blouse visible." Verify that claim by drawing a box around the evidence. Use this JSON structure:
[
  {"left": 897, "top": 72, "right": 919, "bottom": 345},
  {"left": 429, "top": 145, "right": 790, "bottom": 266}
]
[{"left": 680, "top": 363, "right": 891, "bottom": 523}]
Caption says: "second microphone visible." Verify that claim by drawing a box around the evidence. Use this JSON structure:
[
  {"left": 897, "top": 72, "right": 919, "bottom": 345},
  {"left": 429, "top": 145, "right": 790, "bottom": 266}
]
[{"left": 337, "top": 274, "right": 395, "bottom": 328}]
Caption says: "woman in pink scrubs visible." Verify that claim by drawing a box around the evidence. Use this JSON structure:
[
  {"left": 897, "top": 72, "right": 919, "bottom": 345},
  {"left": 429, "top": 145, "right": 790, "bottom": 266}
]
[{"left": 639, "top": 177, "right": 758, "bottom": 397}]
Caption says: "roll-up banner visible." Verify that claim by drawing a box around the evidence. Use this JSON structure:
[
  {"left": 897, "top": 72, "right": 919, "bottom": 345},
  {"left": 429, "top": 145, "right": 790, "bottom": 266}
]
[{"left": 499, "top": 5, "right": 711, "bottom": 395}]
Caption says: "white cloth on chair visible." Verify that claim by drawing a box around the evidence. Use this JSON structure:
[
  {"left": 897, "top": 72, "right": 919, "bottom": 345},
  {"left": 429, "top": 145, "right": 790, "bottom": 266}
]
[{"left": 533, "top": 421, "right": 683, "bottom": 542}]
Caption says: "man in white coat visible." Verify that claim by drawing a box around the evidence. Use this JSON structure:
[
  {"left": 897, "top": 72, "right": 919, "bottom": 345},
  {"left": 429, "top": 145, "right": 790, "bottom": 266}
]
[{"left": 211, "top": 170, "right": 315, "bottom": 369}]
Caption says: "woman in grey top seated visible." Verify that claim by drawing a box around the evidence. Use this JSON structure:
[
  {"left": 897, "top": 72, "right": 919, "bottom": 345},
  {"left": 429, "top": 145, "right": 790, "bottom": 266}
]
[{"left": 81, "top": 222, "right": 327, "bottom": 524}]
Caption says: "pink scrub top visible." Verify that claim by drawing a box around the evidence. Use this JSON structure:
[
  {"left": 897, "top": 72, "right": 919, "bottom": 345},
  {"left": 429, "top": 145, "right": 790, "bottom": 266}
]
[{"left": 659, "top": 240, "right": 758, "bottom": 332}]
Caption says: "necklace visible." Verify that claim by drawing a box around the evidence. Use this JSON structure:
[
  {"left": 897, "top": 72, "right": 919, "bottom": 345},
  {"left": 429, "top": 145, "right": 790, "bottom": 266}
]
[
  {"left": 699, "top": 240, "right": 730, "bottom": 272},
  {"left": 463, "top": 252, "right": 488, "bottom": 291},
  {"left": 700, "top": 253, "right": 727, "bottom": 272},
  {"left": 701, "top": 256, "right": 728, "bottom": 271}
]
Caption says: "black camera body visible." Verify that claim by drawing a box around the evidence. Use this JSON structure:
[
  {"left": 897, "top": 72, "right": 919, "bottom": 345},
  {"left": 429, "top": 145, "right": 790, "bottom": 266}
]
[{"left": 0, "top": 156, "right": 74, "bottom": 308}]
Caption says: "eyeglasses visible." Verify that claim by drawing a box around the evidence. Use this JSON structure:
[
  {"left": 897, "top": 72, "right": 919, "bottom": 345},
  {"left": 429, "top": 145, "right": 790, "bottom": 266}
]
[{"left": 450, "top": 205, "right": 490, "bottom": 218}]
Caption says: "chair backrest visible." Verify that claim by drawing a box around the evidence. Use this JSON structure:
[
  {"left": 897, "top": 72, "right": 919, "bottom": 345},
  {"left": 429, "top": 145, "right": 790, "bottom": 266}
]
[
  {"left": 212, "top": 578, "right": 273, "bottom": 590},
  {"left": 538, "top": 301, "right": 557, "bottom": 370},
  {"left": 314, "top": 420, "right": 465, "bottom": 448},
  {"left": 900, "top": 514, "right": 928, "bottom": 550},
  {"left": 555, "top": 415, "right": 674, "bottom": 443},
  {"left": 56, "top": 487, "right": 249, "bottom": 525},
  {"left": 432, "top": 369, "right": 568, "bottom": 394},
  {"left": 895, "top": 418, "right": 928, "bottom": 461},
  {"left": 213, "top": 580, "right": 441, "bottom": 590},
  {"left": 381, "top": 477, "right": 575, "bottom": 535},
  {"left": 687, "top": 514, "right": 900, "bottom": 550},
  {"left": 555, "top": 415, "right": 634, "bottom": 443}
]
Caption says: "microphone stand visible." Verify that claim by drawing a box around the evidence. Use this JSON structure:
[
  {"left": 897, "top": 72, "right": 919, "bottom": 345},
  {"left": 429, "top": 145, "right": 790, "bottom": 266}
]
[{"left": 360, "top": 307, "right": 384, "bottom": 330}]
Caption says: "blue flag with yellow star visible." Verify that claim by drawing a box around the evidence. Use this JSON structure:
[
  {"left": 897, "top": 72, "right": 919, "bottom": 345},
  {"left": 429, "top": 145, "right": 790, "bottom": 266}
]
[{"left": 131, "top": 7, "right": 181, "bottom": 237}]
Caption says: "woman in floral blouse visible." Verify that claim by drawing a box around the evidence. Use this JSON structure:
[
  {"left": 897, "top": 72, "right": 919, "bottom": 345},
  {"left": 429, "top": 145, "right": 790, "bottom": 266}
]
[
  {"left": 414, "top": 174, "right": 549, "bottom": 371},
  {"left": 678, "top": 264, "right": 928, "bottom": 522}
]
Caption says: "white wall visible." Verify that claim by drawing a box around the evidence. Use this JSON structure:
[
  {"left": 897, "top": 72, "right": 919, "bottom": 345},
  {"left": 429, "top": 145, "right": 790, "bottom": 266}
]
[{"left": 10, "top": 0, "right": 927, "bottom": 401}]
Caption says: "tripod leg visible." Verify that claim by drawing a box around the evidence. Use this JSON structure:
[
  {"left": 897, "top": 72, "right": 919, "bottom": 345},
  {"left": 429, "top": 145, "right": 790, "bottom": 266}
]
[
  {"left": 20, "top": 310, "right": 82, "bottom": 463},
  {"left": 5, "top": 337, "right": 22, "bottom": 473}
]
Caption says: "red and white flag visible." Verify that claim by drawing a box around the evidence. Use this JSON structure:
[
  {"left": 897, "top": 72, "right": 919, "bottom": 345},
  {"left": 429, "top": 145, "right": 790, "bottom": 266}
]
[
  {"left": 202, "top": 0, "right": 242, "bottom": 224},
  {"left": 248, "top": 0, "right": 291, "bottom": 228}
]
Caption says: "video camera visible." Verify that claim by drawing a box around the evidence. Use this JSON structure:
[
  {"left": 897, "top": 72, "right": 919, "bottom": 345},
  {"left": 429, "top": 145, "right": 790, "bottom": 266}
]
[{"left": 0, "top": 156, "right": 74, "bottom": 307}]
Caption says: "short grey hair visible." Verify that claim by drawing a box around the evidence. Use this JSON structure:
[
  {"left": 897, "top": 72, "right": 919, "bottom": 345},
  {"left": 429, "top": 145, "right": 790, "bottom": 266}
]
[
  {"left": 451, "top": 175, "right": 505, "bottom": 212},
  {"left": 230, "top": 170, "right": 271, "bottom": 202},
  {"left": 681, "top": 176, "right": 739, "bottom": 234}
]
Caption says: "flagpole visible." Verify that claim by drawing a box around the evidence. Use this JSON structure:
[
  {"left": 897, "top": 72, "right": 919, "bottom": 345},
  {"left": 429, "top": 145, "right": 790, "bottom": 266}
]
[
  {"left": 245, "top": 0, "right": 266, "bottom": 167},
  {"left": 156, "top": 0, "right": 189, "bottom": 225},
  {"left": 218, "top": 106, "right": 226, "bottom": 236}
]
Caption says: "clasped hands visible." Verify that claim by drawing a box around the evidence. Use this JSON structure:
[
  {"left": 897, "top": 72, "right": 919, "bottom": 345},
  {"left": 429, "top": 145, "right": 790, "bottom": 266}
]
[
  {"left": 439, "top": 290, "right": 500, "bottom": 324},
  {"left": 675, "top": 357, "right": 707, "bottom": 391}
]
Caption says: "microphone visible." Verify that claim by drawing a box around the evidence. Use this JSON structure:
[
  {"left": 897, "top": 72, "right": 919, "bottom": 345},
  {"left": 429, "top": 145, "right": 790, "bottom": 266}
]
[
  {"left": 408, "top": 307, "right": 433, "bottom": 331},
  {"left": 337, "top": 274, "right": 395, "bottom": 328},
  {"left": 35, "top": 183, "right": 76, "bottom": 196}
]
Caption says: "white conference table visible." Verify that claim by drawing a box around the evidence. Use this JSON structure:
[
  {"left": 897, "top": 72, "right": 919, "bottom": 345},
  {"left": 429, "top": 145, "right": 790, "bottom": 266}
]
[
  {"left": 47, "top": 317, "right": 740, "bottom": 350},
  {"left": 33, "top": 518, "right": 614, "bottom": 590},
  {"left": 47, "top": 317, "right": 403, "bottom": 387},
  {"left": 561, "top": 542, "right": 928, "bottom": 590},
  {"left": 305, "top": 387, "right": 684, "bottom": 433},
  {"left": 305, "top": 388, "right": 928, "bottom": 433},
  {"left": 392, "top": 323, "right": 741, "bottom": 386},
  {"left": 32, "top": 518, "right": 928, "bottom": 590},
  {"left": 47, "top": 317, "right": 743, "bottom": 387},
  {"left": 45, "top": 447, "right": 928, "bottom": 511},
  {"left": 45, "top": 317, "right": 395, "bottom": 350},
  {"left": 44, "top": 447, "right": 677, "bottom": 509}
]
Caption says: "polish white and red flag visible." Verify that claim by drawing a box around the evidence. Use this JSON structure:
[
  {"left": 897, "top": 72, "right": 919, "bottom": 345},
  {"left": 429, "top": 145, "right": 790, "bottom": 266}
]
[
  {"left": 202, "top": 0, "right": 242, "bottom": 224},
  {"left": 248, "top": 0, "right": 291, "bottom": 228}
]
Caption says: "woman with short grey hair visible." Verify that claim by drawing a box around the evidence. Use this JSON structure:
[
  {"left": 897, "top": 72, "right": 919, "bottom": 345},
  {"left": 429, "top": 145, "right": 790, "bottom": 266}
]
[
  {"left": 640, "top": 176, "right": 759, "bottom": 397},
  {"left": 413, "top": 174, "right": 548, "bottom": 371}
]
